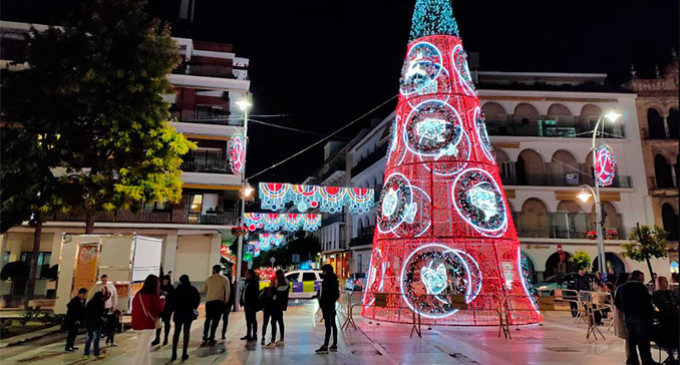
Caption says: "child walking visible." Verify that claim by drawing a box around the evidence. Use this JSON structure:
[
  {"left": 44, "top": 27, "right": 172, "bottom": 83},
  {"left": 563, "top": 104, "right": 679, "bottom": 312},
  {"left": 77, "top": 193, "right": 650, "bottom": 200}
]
[{"left": 104, "top": 310, "right": 121, "bottom": 347}]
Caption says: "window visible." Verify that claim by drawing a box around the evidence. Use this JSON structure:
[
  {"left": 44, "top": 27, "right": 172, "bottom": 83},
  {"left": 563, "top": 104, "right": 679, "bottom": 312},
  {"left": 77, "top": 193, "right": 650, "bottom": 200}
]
[
  {"left": 302, "top": 273, "right": 317, "bottom": 282},
  {"left": 189, "top": 195, "right": 203, "bottom": 213},
  {"left": 286, "top": 273, "right": 300, "bottom": 282},
  {"left": 20, "top": 252, "right": 51, "bottom": 278}
]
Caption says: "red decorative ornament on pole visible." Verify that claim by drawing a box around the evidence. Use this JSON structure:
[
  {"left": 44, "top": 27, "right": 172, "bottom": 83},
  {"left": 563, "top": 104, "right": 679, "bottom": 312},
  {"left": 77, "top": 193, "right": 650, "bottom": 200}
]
[{"left": 361, "top": 0, "right": 541, "bottom": 325}]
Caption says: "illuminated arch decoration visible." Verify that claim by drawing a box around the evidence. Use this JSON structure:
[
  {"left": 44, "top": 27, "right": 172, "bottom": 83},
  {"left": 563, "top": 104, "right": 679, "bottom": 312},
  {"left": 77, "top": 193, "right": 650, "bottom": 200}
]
[
  {"left": 227, "top": 133, "right": 246, "bottom": 175},
  {"left": 258, "top": 183, "right": 374, "bottom": 214},
  {"left": 362, "top": 0, "right": 541, "bottom": 326},
  {"left": 243, "top": 213, "right": 321, "bottom": 232},
  {"left": 594, "top": 144, "right": 617, "bottom": 187}
]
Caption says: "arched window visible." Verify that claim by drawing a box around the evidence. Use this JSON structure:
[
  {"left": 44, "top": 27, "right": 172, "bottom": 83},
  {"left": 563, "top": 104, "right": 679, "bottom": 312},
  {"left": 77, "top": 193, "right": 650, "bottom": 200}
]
[
  {"left": 662, "top": 203, "right": 679, "bottom": 241},
  {"left": 518, "top": 198, "right": 549, "bottom": 238},
  {"left": 517, "top": 149, "right": 544, "bottom": 185},
  {"left": 647, "top": 108, "right": 666, "bottom": 139},
  {"left": 550, "top": 150, "right": 580, "bottom": 186},
  {"left": 654, "top": 154, "right": 674, "bottom": 188},
  {"left": 513, "top": 103, "right": 540, "bottom": 136},
  {"left": 668, "top": 108, "right": 679, "bottom": 139}
]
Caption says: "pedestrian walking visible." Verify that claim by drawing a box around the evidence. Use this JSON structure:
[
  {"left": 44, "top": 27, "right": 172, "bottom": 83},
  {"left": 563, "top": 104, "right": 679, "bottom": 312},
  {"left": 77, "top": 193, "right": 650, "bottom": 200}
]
[
  {"left": 64, "top": 287, "right": 87, "bottom": 352},
  {"left": 240, "top": 269, "right": 260, "bottom": 342},
  {"left": 614, "top": 270, "right": 659, "bottom": 365},
  {"left": 265, "top": 269, "right": 289, "bottom": 349},
  {"left": 152, "top": 275, "right": 175, "bottom": 346},
  {"left": 104, "top": 310, "right": 121, "bottom": 347},
  {"left": 131, "top": 274, "right": 165, "bottom": 365},
  {"left": 315, "top": 264, "right": 339, "bottom": 354},
  {"left": 260, "top": 277, "right": 276, "bottom": 345},
  {"left": 167, "top": 274, "right": 200, "bottom": 362},
  {"left": 201, "top": 265, "right": 231, "bottom": 346},
  {"left": 221, "top": 272, "right": 235, "bottom": 340},
  {"left": 83, "top": 291, "right": 106, "bottom": 360},
  {"left": 652, "top": 276, "right": 679, "bottom": 363},
  {"left": 88, "top": 274, "right": 118, "bottom": 314}
]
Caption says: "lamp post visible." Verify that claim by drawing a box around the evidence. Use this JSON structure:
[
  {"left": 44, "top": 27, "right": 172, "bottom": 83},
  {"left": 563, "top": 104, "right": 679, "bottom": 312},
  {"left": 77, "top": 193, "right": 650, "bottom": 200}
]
[
  {"left": 582, "top": 110, "right": 622, "bottom": 281},
  {"left": 234, "top": 93, "right": 252, "bottom": 311}
]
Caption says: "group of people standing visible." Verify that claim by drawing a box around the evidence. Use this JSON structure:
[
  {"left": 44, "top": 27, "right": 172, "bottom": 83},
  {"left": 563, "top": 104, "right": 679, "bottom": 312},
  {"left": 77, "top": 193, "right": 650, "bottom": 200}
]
[
  {"left": 614, "top": 270, "right": 679, "bottom": 365},
  {"left": 63, "top": 263, "right": 342, "bottom": 363}
]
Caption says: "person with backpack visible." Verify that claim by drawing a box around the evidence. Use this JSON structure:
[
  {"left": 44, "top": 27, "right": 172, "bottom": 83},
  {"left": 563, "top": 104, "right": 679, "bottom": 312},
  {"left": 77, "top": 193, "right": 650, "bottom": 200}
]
[
  {"left": 167, "top": 274, "right": 200, "bottom": 362},
  {"left": 240, "top": 269, "right": 260, "bottom": 342},
  {"left": 265, "top": 269, "right": 290, "bottom": 349},
  {"left": 221, "top": 272, "right": 235, "bottom": 340},
  {"left": 315, "top": 264, "right": 340, "bottom": 354},
  {"left": 64, "top": 287, "right": 87, "bottom": 352},
  {"left": 259, "top": 277, "right": 276, "bottom": 345},
  {"left": 83, "top": 291, "right": 106, "bottom": 360}
]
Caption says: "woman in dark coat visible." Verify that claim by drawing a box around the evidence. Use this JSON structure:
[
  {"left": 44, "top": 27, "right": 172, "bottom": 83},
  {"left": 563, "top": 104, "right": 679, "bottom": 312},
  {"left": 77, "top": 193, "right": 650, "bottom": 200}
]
[
  {"left": 315, "top": 264, "right": 339, "bottom": 354},
  {"left": 83, "top": 291, "right": 106, "bottom": 359},
  {"left": 264, "top": 269, "right": 290, "bottom": 348},
  {"left": 240, "top": 269, "right": 260, "bottom": 342},
  {"left": 167, "top": 274, "right": 200, "bottom": 362},
  {"left": 153, "top": 275, "right": 175, "bottom": 346}
]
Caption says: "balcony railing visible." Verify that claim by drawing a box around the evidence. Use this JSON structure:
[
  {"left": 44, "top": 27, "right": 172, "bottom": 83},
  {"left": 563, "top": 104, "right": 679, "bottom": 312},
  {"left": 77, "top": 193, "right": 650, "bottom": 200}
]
[
  {"left": 349, "top": 226, "right": 375, "bottom": 247},
  {"left": 351, "top": 144, "right": 388, "bottom": 176},
  {"left": 180, "top": 159, "right": 229, "bottom": 173},
  {"left": 52, "top": 209, "right": 238, "bottom": 225},
  {"left": 641, "top": 127, "right": 678, "bottom": 140},
  {"left": 501, "top": 172, "right": 633, "bottom": 188},
  {"left": 512, "top": 211, "right": 630, "bottom": 239},
  {"left": 485, "top": 118, "right": 626, "bottom": 139},
  {"left": 172, "top": 63, "right": 236, "bottom": 79},
  {"left": 170, "top": 111, "right": 240, "bottom": 126}
]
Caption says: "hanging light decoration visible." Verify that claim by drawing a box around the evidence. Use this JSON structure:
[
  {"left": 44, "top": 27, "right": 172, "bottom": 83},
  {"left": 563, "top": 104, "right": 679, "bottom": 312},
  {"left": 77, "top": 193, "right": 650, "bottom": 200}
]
[
  {"left": 227, "top": 132, "right": 246, "bottom": 175},
  {"left": 594, "top": 144, "right": 617, "bottom": 187},
  {"left": 243, "top": 213, "right": 321, "bottom": 232},
  {"left": 259, "top": 183, "right": 374, "bottom": 214}
]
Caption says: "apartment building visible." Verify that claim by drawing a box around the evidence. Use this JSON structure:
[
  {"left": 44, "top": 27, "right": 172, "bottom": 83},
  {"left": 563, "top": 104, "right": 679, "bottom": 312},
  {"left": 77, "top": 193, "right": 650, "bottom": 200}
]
[{"left": 0, "top": 20, "right": 249, "bottom": 295}]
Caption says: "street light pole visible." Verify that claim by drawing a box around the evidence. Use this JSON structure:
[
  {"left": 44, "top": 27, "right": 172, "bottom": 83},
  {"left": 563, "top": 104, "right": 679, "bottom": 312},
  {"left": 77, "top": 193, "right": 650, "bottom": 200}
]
[
  {"left": 591, "top": 114, "right": 607, "bottom": 281},
  {"left": 234, "top": 93, "right": 252, "bottom": 312}
]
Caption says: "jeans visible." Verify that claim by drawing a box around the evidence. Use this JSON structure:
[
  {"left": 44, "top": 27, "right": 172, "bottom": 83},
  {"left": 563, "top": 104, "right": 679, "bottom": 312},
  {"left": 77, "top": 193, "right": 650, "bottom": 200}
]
[
  {"left": 172, "top": 320, "right": 193, "bottom": 357},
  {"left": 270, "top": 308, "right": 284, "bottom": 342},
  {"left": 84, "top": 328, "right": 101, "bottom": 356},
  {"left": 221, "top": 305, "right": 231, "bottom": 338},
  {"left": 65, "top": 323, "right": 80, "bottom": 350},
  {"left": 625, "top": 314, "right": 653, "bottom": 365},
  {"left": 245, "top": 307, "right": 258, "bottom": 338},
  {"left": 154, "top": 317, "right": 171, "bottom": 343},
  {"left": 322, "top": 307, "right": 337, "bottom": 347},
  {"left": 261, "top": 310, "right": 271, "bottom": 339},
  {"left": 203, "top": 301, "right": 223, "bottom": 342}
]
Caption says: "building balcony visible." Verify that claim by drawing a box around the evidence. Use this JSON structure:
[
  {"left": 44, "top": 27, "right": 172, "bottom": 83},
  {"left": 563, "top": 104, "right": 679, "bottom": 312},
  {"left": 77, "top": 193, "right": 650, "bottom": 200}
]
[
  {"left": 513, "top": 212, "right": 629, "bottom": 240},
  {"left": 321, "top": 215, "right": 345, "bottom": 228},
  {"left": 501, "top": 172, "right": 633, "bottom": 188},
  {"left": 349, "top": 226, "right": 375, "bottom": 247},
  {"left": 485, "top": 118, "right": 626, "bottom": 139},
  {"left": 180, "top": 159, "right": 229, "bottom": 174},
  {"left": 181, "top": 171, "right": 240, "bottom": 188},
  {"left": 171, "top": 110, "right": 240, "bottom": 126},
  {"left": 172, "top": 62, "right": 237, "bottom": 80},
  {"left": 52, "top": 209, "right": 238, "bottom": 226},
  {"left": 351, "top": 144, "right": 388, "bottom": 176},
  {"left": 641, "top": 127, "right": 679, "bottom": 141}
]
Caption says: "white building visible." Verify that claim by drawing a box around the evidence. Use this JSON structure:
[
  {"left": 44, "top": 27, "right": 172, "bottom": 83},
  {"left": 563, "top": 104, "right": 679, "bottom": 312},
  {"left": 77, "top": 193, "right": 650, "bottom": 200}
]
[
  {"left": 0, "top": 20, "right": 250, "bottom": 297},
  {"left": 345, "top": 72, "right": 668, "bottom": 281}
]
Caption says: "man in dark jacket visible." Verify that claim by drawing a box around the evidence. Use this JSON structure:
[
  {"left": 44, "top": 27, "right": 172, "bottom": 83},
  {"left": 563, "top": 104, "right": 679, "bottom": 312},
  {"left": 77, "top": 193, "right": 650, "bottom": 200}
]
[
  {"left": 168, "top": 274, "right": 200, "bottom": 362},
  {"left": 316, "top": 264, "right": 339, "bottom": 354},
  {"left": 615, "top": 270, "right": 659, "bottom": 365},
  {"left": 64, "top": 288, "right": 87, "bottom": 352},
  {"left": 240, "top": 269, "right": 260, "bottom": 342}
]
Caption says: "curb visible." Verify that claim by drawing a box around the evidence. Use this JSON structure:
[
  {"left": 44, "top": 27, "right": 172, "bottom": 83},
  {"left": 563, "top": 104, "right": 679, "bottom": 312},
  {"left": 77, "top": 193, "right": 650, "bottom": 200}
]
[{"left": 0, "top": 325, "right": 62, "bottom": 349}]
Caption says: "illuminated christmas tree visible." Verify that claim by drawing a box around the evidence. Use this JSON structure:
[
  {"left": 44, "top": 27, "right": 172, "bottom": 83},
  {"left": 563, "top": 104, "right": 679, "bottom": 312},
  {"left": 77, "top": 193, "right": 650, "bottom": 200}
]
[{"left": 362, "top": 0, "right": 541, "bottom": 325}]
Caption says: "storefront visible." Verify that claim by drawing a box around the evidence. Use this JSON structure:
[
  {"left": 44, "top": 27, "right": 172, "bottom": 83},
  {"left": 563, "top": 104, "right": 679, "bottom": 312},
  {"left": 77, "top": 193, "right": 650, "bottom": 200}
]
[{"left": 321, "top": 250, "right": 351, "bottom": 279}]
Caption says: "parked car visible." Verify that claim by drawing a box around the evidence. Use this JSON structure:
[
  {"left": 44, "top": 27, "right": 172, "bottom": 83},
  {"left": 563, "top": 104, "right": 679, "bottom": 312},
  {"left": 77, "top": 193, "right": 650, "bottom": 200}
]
[
  {"left": 344, "top": 272, "right": 367, "bottom": 292},
  {"left": 535, "top": 272, "right": 594, "bottom": 296},
  {"left": 285, "top": 270, "right": 322, "bottom": 299}
]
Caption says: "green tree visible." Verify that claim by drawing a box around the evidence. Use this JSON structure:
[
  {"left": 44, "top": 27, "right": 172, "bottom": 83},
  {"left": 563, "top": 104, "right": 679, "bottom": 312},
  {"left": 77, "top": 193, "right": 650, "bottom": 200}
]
[
  {"left": 568, "top": 249, "right": 592, "bottom": 271},
  {"left": 622, "top": 224, "right": 668, "bottom": 288},
  {"left": 1, "top": 0, "right": 194, "bottom": 305}
]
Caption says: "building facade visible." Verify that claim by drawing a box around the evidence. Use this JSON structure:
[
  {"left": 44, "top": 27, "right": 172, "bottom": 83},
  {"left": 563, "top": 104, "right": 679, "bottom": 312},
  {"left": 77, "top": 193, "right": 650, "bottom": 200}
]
[
  {"left": 0, "top": 21, "right": 249, "bottom": 296},
  {"left": 344, "top": 71, "right": 671, "bottom": 281},
  {"left": 625, "top": 56, "right": 679, "bottom": 268}
]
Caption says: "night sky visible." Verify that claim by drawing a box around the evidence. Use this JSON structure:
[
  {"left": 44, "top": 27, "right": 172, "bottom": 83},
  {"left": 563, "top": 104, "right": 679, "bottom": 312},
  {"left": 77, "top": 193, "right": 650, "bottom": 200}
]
[{"left": 2, "top": 0, "right": 678, "bottom": 184}]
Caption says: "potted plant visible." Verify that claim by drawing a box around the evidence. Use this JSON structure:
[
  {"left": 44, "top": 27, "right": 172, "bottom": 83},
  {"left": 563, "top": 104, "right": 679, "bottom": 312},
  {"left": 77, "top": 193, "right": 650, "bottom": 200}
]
[
  {"left": 606, "top": 229, "right": 618, "bottom": 239},
  {"left": 586, "top": 230, "right": 597, "bottom": 240},
  {"left": 568, "top": 250, "right": 592, "bottom": 271}
]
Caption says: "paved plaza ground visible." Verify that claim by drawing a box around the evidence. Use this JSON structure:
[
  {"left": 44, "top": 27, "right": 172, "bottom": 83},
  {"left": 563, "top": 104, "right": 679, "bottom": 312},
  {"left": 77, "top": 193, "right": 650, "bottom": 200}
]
[{"left": 1, "top": 298, "right": 638, "bottom": 365}]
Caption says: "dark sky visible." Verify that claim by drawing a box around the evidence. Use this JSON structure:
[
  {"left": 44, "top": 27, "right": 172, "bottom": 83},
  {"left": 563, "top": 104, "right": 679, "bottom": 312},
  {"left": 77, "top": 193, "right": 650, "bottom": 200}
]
[{"left": 2, "top": 0, "right": 678, "bottom": 184}]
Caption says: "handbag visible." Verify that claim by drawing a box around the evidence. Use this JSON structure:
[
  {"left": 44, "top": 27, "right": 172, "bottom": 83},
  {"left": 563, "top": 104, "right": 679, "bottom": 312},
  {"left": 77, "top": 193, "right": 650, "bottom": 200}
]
[{"left": 137, "top": 294, "right": 161, "bottom": 329}]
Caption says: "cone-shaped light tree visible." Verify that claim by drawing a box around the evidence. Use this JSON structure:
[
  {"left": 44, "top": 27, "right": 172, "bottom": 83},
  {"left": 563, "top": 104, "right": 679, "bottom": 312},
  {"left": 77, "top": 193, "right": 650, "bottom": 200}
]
[{"left": 361, "top": 0, "right": 541, "bottom": 325}]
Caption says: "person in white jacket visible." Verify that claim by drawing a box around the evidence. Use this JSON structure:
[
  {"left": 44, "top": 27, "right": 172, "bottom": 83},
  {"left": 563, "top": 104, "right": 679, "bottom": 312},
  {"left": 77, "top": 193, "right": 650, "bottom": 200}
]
[{"left": 88, "top": 274, "right": 118, "bottom": 313}]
